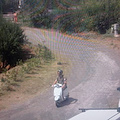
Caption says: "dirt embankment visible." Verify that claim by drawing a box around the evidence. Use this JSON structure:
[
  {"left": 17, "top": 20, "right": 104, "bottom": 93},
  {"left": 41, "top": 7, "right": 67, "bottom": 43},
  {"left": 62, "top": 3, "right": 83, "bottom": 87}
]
[
  {"left": 93, "top": 33, "right": 120, "bottom": 50},
  {"left": 74, "top": 32, "right": 120, "bottom": 53}
]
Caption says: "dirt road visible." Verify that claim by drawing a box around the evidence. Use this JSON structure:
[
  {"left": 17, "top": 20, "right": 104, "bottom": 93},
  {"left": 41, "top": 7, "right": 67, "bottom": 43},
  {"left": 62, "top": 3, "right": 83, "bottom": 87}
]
[{"left": 0, "top": 27, "right": 120, "bottom": 120}]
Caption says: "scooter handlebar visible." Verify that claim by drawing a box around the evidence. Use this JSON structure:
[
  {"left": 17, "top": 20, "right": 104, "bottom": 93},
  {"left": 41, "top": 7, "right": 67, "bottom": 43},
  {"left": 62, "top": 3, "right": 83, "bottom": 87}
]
[{"left": 52, "top": 83, "right": 62, "bottom": 88}]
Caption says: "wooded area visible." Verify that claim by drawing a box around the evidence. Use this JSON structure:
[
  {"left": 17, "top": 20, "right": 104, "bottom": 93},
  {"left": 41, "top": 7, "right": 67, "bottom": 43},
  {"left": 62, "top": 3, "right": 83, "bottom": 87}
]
[{"left": 19, "top": 0, "right": 120, "bottom": 33}]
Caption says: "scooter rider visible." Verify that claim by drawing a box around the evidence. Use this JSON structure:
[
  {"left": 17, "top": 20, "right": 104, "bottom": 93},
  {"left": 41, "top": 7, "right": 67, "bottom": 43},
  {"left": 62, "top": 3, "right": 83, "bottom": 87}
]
[
  {"left": 53, "top": 69, "right": 67, "bottom": 91},
  {"left": 52, "top": 70, "right": 68, "bottom": 107}
]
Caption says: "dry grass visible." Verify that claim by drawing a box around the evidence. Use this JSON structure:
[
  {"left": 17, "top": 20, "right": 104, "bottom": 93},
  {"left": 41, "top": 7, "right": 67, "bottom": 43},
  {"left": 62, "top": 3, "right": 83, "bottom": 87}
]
[
  {"left": 0, "top": 55, "right": 71, "bottom": 110},
  {"left": 0, "top": 40, "right": 72, "bottom": 110}
]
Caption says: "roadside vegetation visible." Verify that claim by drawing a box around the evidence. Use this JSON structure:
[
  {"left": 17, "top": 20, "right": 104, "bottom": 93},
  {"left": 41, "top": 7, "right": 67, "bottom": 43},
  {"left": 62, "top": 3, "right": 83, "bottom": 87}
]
[
  {"left": 0, "top": 41, "right": 53, "bottom": 95},
  {"left": 0, "top": 15, "right": 53, "bottom": 95},
  {"left": 0, "top": 0, "right": 18, "bottom": 13},
  {"left": 18, "top": 0, "right": 120, "bottom": 34},
  {"left": 0, "top": 0, "right": 71, "bottom": 98},
  {"left": 0, "top": 16, "right": 25, "bottom": 71}
]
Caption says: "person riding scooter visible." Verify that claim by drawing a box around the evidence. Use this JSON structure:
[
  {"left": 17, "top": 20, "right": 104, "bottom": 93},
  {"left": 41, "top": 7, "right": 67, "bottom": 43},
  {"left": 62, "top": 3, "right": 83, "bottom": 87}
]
[
  {"left": 52, "top": 70, "right": 67, "bottom": 98},
  {"left": 52, "top": 69, "right": 69, "bottom": 107}
]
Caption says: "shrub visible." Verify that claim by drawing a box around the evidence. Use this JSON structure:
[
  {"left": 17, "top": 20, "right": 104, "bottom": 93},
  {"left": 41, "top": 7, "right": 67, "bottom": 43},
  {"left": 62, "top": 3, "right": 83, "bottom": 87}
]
[
  {"left": 31, "top": 14, "right": 52, "bottom": 28},
  {"left": 43, "top": 46, "right": 52, "bottom": 60},
  {"left": 21, "top": 0, "right": 120, "bottom": 34},
  {"left": 81, "top": 0, "right": 120, "bottom": 33},
  {"left": 1, "top": 0, "right": 18, "bottom": 13},
  {"left": 0, "top": 18, "right": 25, "bottom": 68}
]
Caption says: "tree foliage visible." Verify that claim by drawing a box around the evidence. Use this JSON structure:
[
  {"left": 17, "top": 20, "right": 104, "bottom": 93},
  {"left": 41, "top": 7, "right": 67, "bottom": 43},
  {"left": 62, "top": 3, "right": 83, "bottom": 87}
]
[
  {"left": 80, "top": 0, "right": 120, "bottom": 33},
  {"left": 22, "top": 0, "right": 120, "bottom": 34},
  {"left": 0, "top": 0, "right": 18, "bottom": 13},
  {"left": 0, "top": 17, "right": 25, "bottom": 68}
]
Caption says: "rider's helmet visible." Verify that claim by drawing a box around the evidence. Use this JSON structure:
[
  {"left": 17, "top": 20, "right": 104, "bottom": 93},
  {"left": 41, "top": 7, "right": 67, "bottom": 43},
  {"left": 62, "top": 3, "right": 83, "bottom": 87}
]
[{"left": 58, "top": 69, "right": 63, "bottom": 76}]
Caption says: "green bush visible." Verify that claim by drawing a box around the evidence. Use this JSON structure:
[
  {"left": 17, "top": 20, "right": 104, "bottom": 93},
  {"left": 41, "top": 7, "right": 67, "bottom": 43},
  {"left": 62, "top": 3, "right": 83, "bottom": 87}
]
[
  {"left": 31, "top": 15, "right": 52, "bottom": 28},
  {"left": 1, "top": 0, "right": 18, "bottom": 13},
  {"left": 0, "top": 18, "right": 25, "bottom": 68},
  {"left": 22, "top": 0, "right": 120, "bottom": 34},
  {"left": 43, "top": 46, "right": 52, "bottom": 60},
  {"left": 81, "top": 0, "right": 120, "bottom": 33}
]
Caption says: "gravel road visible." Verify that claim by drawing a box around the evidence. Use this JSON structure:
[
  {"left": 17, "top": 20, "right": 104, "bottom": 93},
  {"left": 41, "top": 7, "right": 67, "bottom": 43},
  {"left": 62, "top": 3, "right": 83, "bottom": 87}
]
[{"left": 0, "top": 27, "right": 120, "bottom": 120}]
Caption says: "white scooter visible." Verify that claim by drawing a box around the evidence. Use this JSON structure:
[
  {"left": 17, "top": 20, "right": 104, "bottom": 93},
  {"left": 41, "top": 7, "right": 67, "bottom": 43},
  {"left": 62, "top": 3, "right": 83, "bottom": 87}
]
[{"left": 53, "top": 83, "right": 69, "bottom": 107}]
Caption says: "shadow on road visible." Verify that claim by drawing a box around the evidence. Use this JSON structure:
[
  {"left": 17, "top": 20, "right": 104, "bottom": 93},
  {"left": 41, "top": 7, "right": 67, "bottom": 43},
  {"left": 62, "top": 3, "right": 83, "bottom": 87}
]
[
  {"left": 60, "top": 97, "right": 78, "bottom": 107},
  {"left": 117, "top": 87, "right": 120, "bottom": 91}
]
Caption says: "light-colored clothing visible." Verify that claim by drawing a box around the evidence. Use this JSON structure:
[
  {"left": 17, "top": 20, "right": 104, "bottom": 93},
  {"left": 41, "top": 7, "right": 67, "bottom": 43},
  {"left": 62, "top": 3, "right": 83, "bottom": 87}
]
[{"left": 57, "top": 75, "right": 67, "bottom": 90}]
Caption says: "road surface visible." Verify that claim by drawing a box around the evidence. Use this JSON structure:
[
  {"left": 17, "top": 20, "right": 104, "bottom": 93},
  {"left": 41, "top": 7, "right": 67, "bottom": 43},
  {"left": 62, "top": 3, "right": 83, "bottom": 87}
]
[{"left": 0, "top": 27, "right": 120, "bottom": 120}]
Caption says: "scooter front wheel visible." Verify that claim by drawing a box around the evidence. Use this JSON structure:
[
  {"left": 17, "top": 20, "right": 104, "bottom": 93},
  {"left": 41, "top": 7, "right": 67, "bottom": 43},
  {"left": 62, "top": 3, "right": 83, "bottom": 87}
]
[{"left": 55, "top": 101, "right": 61, "bottom": 107}]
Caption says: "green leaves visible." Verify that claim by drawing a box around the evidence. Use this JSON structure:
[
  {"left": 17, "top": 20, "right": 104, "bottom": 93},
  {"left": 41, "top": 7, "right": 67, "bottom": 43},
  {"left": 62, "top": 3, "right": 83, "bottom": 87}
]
[
  {"left": 1, "top": 0, "right": 18, "bottom": 13},
  {"left": 23, "top": 0, "right": 120, "bottom": 33},
  {"left": 0, "top": 18, "right": 25, "bottom": 67}
]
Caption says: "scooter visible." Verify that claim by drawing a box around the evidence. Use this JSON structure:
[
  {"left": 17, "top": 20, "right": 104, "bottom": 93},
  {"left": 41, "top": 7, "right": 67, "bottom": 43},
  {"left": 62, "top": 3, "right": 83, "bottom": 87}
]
[{"left": 52, "top": 83, "right": 69, "bottom": 107}]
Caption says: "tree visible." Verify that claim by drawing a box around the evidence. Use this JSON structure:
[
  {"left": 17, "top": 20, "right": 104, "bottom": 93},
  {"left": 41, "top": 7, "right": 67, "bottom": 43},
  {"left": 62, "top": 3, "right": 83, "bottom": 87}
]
[
  {"left": 0, "top": 0, "right": 5, "bottom": 13},
  {"left": 0, "top": 18, "right": 25, "bottom": 68},
  {"left": 1, "top": 0, "right": 18, "bottom": 13}
]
